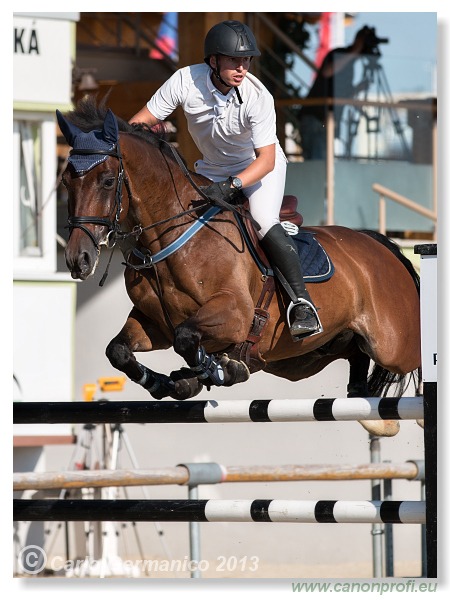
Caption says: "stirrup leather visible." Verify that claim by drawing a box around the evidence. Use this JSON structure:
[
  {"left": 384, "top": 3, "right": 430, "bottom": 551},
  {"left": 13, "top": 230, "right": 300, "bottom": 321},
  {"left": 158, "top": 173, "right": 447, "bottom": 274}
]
[{"left": 286, "top": 298, "right": 323, "bottom": 339}]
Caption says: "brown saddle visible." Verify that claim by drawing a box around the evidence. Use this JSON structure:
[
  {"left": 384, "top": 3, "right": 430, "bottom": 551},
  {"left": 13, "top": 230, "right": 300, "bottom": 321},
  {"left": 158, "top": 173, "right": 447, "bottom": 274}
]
[{"left": 279, "top": 194, "right": 304, "bottom": 227}]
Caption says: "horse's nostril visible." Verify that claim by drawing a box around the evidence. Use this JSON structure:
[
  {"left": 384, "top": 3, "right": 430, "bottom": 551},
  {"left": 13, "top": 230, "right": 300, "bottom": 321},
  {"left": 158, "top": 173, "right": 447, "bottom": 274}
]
[
  {"left": 79, "top": 252, "right": 90, "bottom": 271},
  {"left": 65, "top": 249, "right": 94, "bottom": 279}
]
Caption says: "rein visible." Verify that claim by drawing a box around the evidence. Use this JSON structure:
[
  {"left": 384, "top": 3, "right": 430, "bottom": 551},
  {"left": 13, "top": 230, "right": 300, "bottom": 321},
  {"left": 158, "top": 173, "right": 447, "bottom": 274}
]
[{"left": 159, "top": 138, "right": 260, "bottom": 230}]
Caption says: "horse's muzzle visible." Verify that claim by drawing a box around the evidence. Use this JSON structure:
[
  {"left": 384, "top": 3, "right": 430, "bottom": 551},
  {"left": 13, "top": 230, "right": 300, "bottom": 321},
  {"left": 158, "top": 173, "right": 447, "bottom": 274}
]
[{"left": 65, "top": 247, "right": 98, "bottom": 280}]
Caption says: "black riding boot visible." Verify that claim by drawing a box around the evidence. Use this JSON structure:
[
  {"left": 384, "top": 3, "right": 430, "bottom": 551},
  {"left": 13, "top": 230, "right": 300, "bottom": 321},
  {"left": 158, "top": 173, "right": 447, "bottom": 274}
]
[{"left": 260, "top": 224, "right": 321, "bottom": 338}]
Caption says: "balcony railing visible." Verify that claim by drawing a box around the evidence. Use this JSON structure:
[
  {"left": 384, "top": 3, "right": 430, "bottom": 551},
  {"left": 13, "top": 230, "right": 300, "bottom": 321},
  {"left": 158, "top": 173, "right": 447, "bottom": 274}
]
[
  {"left": 274, "top": 96, "right": 437, "bottom": 234},
  {"left": 373, "top": 183, "right": 437, "bottom": 240}
]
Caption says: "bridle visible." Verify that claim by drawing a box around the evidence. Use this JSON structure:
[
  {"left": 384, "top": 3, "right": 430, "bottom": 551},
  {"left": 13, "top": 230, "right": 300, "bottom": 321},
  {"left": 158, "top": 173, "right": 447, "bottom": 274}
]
[{"left": 66, "top": 143, "right": 131, "bottom": 250}]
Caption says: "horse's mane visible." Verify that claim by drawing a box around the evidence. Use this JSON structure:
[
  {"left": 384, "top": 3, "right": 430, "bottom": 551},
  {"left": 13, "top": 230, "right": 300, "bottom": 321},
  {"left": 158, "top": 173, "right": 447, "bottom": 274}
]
[{"left": 65, "top": 94, "right": 173, "bottom": 156}]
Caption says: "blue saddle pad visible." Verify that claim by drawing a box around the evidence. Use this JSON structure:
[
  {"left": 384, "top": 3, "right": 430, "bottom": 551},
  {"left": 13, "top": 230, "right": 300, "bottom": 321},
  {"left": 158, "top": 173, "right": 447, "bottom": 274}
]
[{"left": 292, "top": 230, "right": 334, "bottom": 283}]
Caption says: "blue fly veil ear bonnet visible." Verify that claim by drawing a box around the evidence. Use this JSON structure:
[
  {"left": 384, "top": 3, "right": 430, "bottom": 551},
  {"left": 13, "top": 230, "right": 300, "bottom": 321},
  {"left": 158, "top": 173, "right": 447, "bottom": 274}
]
[{"left": 56, "top": 109, "right": 119, "bottom": 174}]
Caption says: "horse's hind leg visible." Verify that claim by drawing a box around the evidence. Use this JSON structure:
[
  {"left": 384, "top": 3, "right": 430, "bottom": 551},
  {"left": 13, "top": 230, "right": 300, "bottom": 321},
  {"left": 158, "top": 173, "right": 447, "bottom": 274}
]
[
  {"left": 347, "top": 351, "right": 370, "bottom": 397},
  {"left": 105, "top": 308, "right": 176, "bottom": 399},
  {"left": 348, "top": 348, "right": 400, "bottom": 437}
]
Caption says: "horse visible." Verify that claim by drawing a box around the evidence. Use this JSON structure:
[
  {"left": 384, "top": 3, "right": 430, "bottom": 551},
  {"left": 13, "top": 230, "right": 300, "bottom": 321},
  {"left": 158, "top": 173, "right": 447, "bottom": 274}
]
[{"left": 57, "top": 97, "right": 421, "bottom": 437}]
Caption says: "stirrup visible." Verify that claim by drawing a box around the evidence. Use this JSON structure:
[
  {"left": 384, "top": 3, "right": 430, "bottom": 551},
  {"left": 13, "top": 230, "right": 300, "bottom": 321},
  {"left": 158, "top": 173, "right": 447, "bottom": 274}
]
[{"left": 286, "top": 298, "right": 323, "bottom": 340}]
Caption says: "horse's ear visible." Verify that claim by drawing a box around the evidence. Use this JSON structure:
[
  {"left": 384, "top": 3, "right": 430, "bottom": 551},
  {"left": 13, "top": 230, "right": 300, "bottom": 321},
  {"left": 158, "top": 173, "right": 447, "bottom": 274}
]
[
  {"left": 56, "top": 110, "right": 82, "bottom": 147},
  {"left": 102, "top": 109, "right": 119, "bottom": 144}
]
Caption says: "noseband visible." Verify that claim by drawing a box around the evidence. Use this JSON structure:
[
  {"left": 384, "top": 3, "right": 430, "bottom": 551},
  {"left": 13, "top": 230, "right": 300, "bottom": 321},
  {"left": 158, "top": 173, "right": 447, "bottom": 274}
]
[{"left": 66, "top": 143, "right": 130, "bottom": 249}]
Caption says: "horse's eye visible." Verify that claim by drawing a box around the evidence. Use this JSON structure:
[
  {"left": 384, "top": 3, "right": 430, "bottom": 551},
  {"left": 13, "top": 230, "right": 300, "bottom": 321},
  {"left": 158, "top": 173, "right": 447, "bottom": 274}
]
[{"left": 103, "top": 178, "right": 115, "bottom": 189}]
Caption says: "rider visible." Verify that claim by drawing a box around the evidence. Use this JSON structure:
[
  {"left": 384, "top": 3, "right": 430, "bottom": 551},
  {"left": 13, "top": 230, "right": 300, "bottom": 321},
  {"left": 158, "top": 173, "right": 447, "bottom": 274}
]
[{"left": 129, "top": 19, "right": 321, "bottom": 338}]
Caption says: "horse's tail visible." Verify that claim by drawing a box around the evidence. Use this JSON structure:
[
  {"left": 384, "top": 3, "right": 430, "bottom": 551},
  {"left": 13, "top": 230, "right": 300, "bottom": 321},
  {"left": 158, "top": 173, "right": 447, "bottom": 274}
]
[{"left": 359, "top": 230, "right": 422, "bottom": 397}]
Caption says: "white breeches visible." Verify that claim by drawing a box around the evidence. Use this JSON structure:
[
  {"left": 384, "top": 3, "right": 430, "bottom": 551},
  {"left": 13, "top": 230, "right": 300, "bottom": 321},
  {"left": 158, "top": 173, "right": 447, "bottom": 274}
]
[{"left": 194, "top": 146, "right": 287, "bottom": 239}]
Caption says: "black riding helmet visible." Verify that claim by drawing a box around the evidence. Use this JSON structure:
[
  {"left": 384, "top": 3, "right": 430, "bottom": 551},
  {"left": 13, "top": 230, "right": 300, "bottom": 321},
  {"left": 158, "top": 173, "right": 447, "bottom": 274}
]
[
  {"left": 204, "top": 20, "right": 261, "bottom": 60},
  {"left": 204, "top": 21, "right": 260, "bottom": 104}
]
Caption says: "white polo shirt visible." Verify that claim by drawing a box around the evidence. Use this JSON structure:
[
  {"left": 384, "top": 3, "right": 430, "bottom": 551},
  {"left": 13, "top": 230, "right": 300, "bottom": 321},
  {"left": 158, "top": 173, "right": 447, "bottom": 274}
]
[{"left": 147, "top": 63, "right": 281, "bottom": 178}]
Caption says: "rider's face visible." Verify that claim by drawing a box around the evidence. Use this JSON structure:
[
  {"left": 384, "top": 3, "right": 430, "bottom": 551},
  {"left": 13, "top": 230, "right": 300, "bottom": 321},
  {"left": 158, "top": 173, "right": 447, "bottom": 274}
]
[{"left": 210, "top": 55, "right": 251, "bottom": 87}]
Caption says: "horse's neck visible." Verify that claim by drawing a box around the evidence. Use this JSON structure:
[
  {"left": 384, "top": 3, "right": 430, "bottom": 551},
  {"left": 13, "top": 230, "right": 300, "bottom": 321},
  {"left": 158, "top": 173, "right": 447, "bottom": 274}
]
[
  {"left": 124, "top": 141, "right": 180, "bottom": 220},
  {"left": 122, "top": 136, "right": 247, "bottom": 264}
]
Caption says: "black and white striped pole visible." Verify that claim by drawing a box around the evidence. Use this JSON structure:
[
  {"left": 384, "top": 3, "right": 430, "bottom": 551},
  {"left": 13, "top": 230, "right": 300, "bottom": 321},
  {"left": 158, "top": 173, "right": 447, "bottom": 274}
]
[
  {"left": 13, "top": 396, "right": 424, "bottom": 424},
  {"left": 13, "top": 499, "right": 425, "bottom": 524}
]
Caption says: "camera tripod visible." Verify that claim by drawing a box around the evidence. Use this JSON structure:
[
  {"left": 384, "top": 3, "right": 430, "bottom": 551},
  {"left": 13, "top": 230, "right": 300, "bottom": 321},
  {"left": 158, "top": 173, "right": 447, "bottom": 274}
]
[
  {"left": 43, "top": 420, "right": 174, "bottom": 577},
  {"left": 343, "top": 54, "right": 411, "bottom": 160}
]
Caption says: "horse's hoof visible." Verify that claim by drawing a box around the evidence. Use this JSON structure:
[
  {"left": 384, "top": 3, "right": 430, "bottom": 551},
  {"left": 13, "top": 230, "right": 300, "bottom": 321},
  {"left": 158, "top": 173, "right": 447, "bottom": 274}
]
[
  {"left": 150, "top": 386, "right": 173, "bottom": 400},
  {"left": 358, "top": 419, "right": 400, "bottom": 437},
  {"left": 170, "top": 368, "right": 204, "bottom": 400},
  {"left": 173, "top": 379, "right": 203, "bottom": 400},
  {"left": 219, "top": 354, "right": 251, "bottom": 386},
  {"left": 143, "top": 372, "right": 175, "bottom": 400}
]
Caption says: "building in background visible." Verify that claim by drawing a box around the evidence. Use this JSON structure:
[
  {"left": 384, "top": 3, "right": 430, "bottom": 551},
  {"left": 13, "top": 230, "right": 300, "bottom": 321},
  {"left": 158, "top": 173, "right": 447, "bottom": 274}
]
[{"left": 13, "top": 12, "right": 79, "bottom": 571}]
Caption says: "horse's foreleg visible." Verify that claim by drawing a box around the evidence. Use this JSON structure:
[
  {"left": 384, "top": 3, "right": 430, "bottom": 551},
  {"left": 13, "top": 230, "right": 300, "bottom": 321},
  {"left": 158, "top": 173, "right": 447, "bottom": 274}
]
[
  {"left": 105, "top": 308, "right": 175, "bottom": 399},
  {"left": 172, "top": 291, "right": 253, "bottom": 396}
]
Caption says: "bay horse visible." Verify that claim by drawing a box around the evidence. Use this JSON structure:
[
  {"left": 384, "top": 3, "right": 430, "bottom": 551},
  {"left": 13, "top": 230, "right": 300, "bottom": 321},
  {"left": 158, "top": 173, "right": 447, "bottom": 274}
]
[{"left": 57, "top": 98, "right": 421, "bottom": 437}]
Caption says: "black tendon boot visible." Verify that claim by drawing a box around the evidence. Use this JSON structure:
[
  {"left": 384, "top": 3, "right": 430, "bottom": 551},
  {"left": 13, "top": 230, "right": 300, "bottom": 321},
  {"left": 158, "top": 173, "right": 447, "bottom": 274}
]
[{"left": 260, "top": 223, "right": 322, "bottom": 339}]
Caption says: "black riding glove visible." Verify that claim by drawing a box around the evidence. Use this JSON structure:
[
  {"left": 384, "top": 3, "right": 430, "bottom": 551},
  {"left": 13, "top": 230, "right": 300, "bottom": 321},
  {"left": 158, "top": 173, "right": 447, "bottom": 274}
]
[{"left": 202, "top": 178, "right": 243, "bottom": 208}]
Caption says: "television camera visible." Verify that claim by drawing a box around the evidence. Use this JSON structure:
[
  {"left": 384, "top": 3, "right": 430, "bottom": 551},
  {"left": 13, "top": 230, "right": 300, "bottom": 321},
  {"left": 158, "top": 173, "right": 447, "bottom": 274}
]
[{"left": 360, "top": 25, "right": 389, "bottom": 56}]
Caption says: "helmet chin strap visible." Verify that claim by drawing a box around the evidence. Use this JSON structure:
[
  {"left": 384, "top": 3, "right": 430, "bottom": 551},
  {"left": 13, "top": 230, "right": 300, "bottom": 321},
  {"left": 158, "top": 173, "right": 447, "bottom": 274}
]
[{"left": 213, "top": 55, "right": 243, "bottom": 104}]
